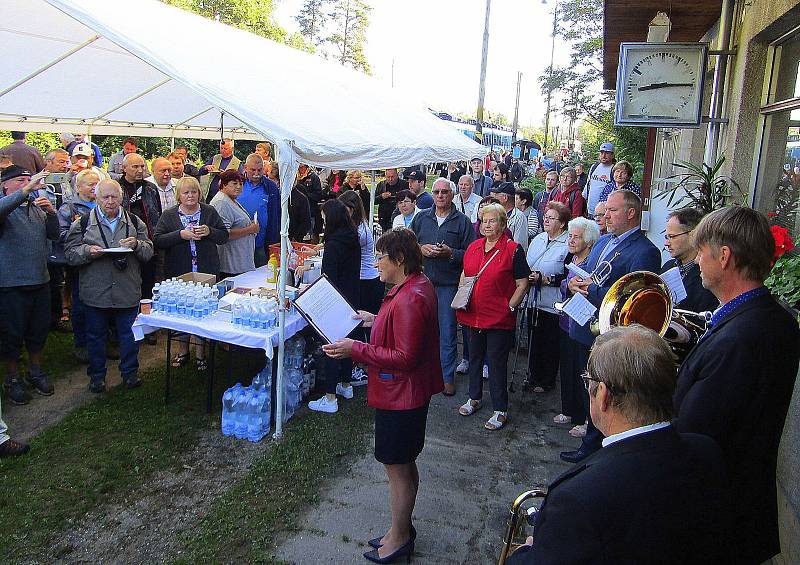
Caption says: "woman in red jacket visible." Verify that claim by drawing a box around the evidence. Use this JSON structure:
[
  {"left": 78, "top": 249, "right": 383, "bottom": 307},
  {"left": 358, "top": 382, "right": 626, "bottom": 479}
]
[
  {"left": 457, "top": 203, "right": 530, "bottom": 431},
  {"left": 323, "top": 228, "right": 443, "bottom": 564}
]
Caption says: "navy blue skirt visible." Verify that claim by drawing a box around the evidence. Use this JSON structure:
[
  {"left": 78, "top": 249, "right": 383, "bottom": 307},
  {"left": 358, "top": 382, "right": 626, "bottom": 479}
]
[{"left": 374, "top": 402, "right": 430, "bottom": 465}]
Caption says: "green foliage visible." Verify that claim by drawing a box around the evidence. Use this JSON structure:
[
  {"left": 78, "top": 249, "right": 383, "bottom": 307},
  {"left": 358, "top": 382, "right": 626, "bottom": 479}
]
[
  {"left": 766, "top": 254, "right": 800, "bottom": 310},
  {"left": 328, "top": 0, "right": 372, "bottom": 74},
  {"left": 654, "top": 156, "right": 746, "bottom": 214},
  {"left": 579, "top": 111, "right": 648, "bottom": 184},
  {"left": 0, "top": 131, "right": 62, "bottom": 158},
  {"left": 295, "top": 0, "right": 333, "bottom": 47},
  {"left": 520, "top": 175, "right": 546, "bottom": 193}
]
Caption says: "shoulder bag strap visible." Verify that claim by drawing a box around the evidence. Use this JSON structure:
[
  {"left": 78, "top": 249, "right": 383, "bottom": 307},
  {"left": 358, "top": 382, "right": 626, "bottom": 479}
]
[{"left": 475, "top": 248, "right": 500, "bottom": 279}]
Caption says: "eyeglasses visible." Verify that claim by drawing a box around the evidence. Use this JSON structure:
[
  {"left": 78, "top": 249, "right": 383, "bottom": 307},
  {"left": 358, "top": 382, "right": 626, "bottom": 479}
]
[
  {"left": 375, "top": 253, "right": 388, "bottom": 261},
  {"left": 432, "top": 190, "right": 452, "bottom": 195},
  {"left": 582, "top": 371, "right": 625, "bottom": 394},
  {"left": 543, "top": 215, "right": 559, "bottom": 221},
  {"left": 664, "top": 231, "right": 691, "bottom": 241}
]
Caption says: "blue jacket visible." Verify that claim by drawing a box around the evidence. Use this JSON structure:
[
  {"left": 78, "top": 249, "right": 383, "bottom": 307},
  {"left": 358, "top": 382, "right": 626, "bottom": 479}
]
[
  {"left": 238, "top": 177, "right": 281, "bottom": 249},
  {"left": 570, "top": 229, "right": 661, "bottom": 346},
  {"left": 410, "top": 205, "right": 475, "bottom": 286}
]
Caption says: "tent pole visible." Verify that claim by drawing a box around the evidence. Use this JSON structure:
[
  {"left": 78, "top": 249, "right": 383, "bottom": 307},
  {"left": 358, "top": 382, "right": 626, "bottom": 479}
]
[
  {"left": 220, "top": 111, "right": 225, "bottom": 141},
  {"left": 0, "top": 35, "right": 101, "bottom": 100},
  {"left": 369, "top": 170, "right": 376, "bottom": 232}
]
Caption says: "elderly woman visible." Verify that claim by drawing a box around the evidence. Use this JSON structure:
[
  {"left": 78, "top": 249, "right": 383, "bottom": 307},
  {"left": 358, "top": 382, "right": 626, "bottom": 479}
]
[
  {"left": 526, "top": 201, "right": 570, "bottom": 393},
  {"left": 391, "top": 189, "right": 420, "bottom": 229},
  {"left": 210, "top": 170, "right": 258, "bottom": 278},
  {"left": 267, "top": 161, "right": 280, "bottom": 187},
  {"left": 555, "top": 217, "right": 600, "bottom": 438},
  {"left": 343, "top": 169, "right": 371, "bottom": 216},
  {"left": 598, "top": 160, "right": 641, "bottom": 203},
  {"left": 154, "top": 176, "right": 229, "bottom": 370},
  {"left": 457, "top": 203, "right": 530, "bottom": 430},
  {"left": 322, "top": 228, "right": 442, "bottom": 563}
]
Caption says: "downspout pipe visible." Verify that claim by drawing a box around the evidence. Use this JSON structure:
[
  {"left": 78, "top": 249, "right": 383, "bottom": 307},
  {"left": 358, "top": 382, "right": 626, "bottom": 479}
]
[{"left": 704, "top": 0, "right": 736, "bottom": 167}]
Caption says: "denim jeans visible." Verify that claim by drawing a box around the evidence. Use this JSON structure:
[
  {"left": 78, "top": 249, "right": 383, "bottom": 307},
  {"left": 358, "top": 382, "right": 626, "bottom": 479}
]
[
  {"left": 69, "top": 269, "right": 87, "bottom": 348},
  {"left": 435, "top": 285, "right": 458, "bottom": 384},
  {"left": 85, "top": 306, "right": 139, "bottom": 383},
  {"left": 0, "top": 396, "right": 9, "bottom": 446}
]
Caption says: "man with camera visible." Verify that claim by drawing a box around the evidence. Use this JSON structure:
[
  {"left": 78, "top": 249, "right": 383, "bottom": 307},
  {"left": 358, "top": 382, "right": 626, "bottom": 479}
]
[
  {"left": 0, "top": 166, "right": 60, "bottom": 404},
  {"left": 65, "top": 180, "right": 153, "bottom": 393},
  {"left": 42, "top": 148, "right": 74, "bottom": 332}
]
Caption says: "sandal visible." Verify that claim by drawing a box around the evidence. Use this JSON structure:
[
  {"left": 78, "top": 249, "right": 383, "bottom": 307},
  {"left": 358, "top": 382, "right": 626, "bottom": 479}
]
[
  {"left": 60, "top": 308, "right": 70, "bottom": 323},
  {"left": 485, "top": 411, "right": 508, "bottom": 430},
  {"left": 195, "top": 358, "right": 208, "bottom": 372},
  {"left": 458, "top": 399, "right": 481, "bottom": 416},
  {"left": 171, "top": 353, "right": 189, "bottom": 368}
]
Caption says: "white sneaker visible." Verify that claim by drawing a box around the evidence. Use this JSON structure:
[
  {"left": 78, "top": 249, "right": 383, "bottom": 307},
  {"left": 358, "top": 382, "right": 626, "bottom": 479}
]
[
  {"left": 569, "top": 423, "right": 587, "bottom": 438},
  {"left": 455, "top": 359, "right": 469, "bottom": 374},
  {"left": 483, "top": 365, "right": 489, "bottom": 380},
  {"left": 308, "top": 396, "right": 338, "bottom": 413},
  {"left": 553, "top": 413, "right": 572, "bottom": 424},
  {"left": 336, "top": 383, "right": 354, "bottom": 399}
]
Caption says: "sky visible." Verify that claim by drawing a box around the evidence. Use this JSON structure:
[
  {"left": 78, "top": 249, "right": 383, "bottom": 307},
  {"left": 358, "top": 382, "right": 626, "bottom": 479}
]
[{"left": 274, "top": 0, "right": 574, "bottom": 130}]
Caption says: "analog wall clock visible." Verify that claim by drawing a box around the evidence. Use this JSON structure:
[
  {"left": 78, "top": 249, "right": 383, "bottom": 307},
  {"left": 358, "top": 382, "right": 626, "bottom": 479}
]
[{"left": 615, "top": 43, "right": 708, "bottom": 128}]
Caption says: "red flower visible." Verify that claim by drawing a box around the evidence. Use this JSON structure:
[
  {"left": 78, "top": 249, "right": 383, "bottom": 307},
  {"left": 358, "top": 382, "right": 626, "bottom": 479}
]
[{"left": 771, "top": 225, "right": 795, "bottom": 261}]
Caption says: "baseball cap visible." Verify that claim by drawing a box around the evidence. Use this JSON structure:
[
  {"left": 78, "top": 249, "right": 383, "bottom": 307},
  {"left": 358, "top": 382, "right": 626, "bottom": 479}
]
[
  {"left": 0, "top": 165, "right": 33, "bottom": 183},
  {"left": 405, "top": 168, "right": 426, "bottom": 182},
  {"left": 599, "top": 142, "right": 615, "bottom": 152},
  {"left": 470, "top": 156, "right": 484, "bottom": 164},
  {"left": 72, "top": 143, "right": 92, "bottom": 157},
  {"left": 490, "top": 181, "right": 515, "bottom": 197}
]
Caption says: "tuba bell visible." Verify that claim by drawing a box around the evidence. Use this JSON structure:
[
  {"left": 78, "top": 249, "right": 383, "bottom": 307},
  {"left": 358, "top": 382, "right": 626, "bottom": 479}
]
[
  {"left": 498, "top": 488, "right": 547, "bottom": 565},
  {"left": 594, "top": 271, "right": 708, "bottom": 359}
]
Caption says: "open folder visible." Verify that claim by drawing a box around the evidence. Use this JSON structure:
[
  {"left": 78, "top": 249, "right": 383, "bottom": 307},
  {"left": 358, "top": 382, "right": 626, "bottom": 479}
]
[{"left": 293, "top": 274, "right": 362, "bottom": 344}]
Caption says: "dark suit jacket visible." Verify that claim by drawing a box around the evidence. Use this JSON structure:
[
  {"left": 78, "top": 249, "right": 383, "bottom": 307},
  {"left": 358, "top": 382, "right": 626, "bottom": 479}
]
[
  {"left": 660, "top": 259, "right": 718, "bottom": 313},
  {"left": 571, "top": 230, "right": 662, "bottom": 346},
  {"left": 674, "top": 292, "right": 800, "bottom": 563},
  {"left": 507, "top": 426, "right": 731, "bottom": 565},
  {"left": 153, "top": 204, "right": 229, "bottom": 279}
]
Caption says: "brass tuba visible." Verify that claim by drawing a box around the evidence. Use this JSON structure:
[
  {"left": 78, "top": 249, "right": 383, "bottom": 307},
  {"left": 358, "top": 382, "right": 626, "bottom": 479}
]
[
  {"left": 498, "top": 488, "right": 547, "bottom": 565},
  {"left": 593, "top": 271, "right": 708, "bottom": 358}
]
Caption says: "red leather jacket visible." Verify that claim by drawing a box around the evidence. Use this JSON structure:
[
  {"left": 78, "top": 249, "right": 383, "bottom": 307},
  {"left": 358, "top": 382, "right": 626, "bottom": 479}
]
[{"left": 351, "top": 272, "right": 444, "bottom": 410}]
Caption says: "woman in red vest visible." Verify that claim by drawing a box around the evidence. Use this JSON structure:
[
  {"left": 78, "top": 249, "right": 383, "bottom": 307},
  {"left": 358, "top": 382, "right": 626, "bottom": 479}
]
[
  {"left": 322, "top": 228, "right": 443, "bottom": 564},
  {"left": 457, "top": 203, "right": 530, "bottom": 430}
]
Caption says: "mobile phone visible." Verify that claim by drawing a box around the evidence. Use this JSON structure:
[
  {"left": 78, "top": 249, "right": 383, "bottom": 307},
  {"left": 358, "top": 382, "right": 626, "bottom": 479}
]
[{"left": 44, "top": 172, "right": 67, "bottom": 184}]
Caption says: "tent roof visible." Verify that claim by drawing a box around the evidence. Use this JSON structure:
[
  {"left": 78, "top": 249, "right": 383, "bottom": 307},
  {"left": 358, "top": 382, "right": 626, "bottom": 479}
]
[{"left": 0, "top": 0, "right": 484, "bottom": 169}]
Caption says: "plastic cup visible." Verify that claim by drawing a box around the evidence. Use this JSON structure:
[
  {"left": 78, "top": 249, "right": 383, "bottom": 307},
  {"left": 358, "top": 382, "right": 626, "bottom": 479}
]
[{"left": 140, "top": 299, "right": 153, "bottom": 315}]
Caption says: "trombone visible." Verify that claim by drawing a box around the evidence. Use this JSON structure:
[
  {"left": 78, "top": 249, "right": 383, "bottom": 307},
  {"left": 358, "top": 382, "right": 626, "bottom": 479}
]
[{"left": 498, "top": 488, "right": 547, "bottom": 565}]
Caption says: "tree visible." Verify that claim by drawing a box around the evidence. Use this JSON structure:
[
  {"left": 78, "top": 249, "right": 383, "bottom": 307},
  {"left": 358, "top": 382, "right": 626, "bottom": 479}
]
[
  {"left": 327, "top": 0, "right": 372, "bottom": 75},
  {"left": 295, "top": 0, "right": 332, "bottom": 48}
]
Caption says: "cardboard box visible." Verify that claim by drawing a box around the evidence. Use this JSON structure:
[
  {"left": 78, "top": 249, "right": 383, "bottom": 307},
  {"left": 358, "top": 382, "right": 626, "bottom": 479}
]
[{"left": 177, "top": 272, "right": 217, "bottom": 285}]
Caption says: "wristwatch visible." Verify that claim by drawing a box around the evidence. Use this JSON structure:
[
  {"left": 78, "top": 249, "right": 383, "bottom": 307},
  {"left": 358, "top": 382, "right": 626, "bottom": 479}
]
[{"left": 509, "top": 304, "right": 516, "bottom": 312}]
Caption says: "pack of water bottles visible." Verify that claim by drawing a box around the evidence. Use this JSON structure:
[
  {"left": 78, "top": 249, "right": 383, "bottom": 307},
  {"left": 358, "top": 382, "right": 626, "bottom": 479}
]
[
  {"left": 283, "top": 336, "right": 306, "bottom": 422},
  {"left": 231, "top": 296, "right": 280, "bottom": 330},
  {"left": 151, "top": 279, "right": 220, "bottom": 319},
  {"left": 221, "top": 360, "right": 272, "bottom": 442}
]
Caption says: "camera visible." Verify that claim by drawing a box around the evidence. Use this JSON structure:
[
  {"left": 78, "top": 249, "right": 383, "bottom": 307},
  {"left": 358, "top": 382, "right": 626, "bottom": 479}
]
[{"left": 113, "top": 257, "right": 129, "bottom": 272}]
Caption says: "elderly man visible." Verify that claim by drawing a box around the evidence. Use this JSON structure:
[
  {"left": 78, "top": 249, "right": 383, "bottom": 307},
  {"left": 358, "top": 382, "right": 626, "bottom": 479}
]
[
  {"left": 65, "top": 180, "right": 153, "bottom": 393},
  {"left": 593, "top": 201, "right": 607, "bottom": 235},
  {"left": 405, "top": 168, "right": 432, "bottom": 210},
  {"left": 489, "top": 182, "right": 528, "bottom": 251},
  {"left": 71, "top": 134, "right": 103, "bottom": 168},
  {"left": 239, "top": 153, "right": 281, "bottom": 265},
  {"left": 107, "top": 138, "right": 139, "bottom": 181},
  {"left": 149, "top": 157, "right": 176, "bottom": 212},
  {"left": 507, "top": 325, "right": 731, "bottom": 564},
  {"left": 470, "top": 157, "right": 492, "bottom": 197},
  {"left": 661, "top": 207, "right": 718, "bottom": 313},
  {"left": 550, "top": 166, "right": 586, "bottom": 219},
  {"left": 453, "top": 174, "right": 482, "bottom": 222},
  {"left": 70, "top": 142, "right": 108, "bottom": 184},
  {"left": 411, "top": 178, "right": 475, "bottom": 395},
  {"left": 198, "top": 138, "right": 242, "bottom": 202},
  {"left": 0, "top": 131, "right": 45, "bottom": 174},
  {"left": 583, "top": 142, "right": 615, "bottom": 216},
  {"left": 0, "top": 166, "right": 60, "bottom": 404},
  {"left": 674, "top": 206, "right": 800, "bottom": 564},
  {"left": 562, "top": 190, "right": 661, "bottom": 463},
  {"left": 375, "top": 168, "right": 407, "bottom": 231}
]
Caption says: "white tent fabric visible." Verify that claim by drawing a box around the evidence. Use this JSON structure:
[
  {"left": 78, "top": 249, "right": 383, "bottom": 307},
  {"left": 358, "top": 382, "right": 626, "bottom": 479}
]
[{"left": 0, "top": 0, "right": 485, "bottom": 438}]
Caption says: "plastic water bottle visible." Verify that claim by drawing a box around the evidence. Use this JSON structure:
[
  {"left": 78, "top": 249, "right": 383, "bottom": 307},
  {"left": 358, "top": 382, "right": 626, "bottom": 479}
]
[
  {"left": 221, "top": 383, "right": 241, "bottom": 436},
  {"left": 152, "top": 283, "right": 161, "bottom": 312},
  {"left": 177, "top": 294, "right": 186, "bottom": 317},
  {"left": 252, "top": 360, "right": 271, "bottom": 391},
  {"left": 259, "top": 389, "right": 271, "bottom": 436},
  {"left": 234, "top": 389, "right": 253, "bottom": 439},
  {"left": 247, "top": 392, "right": 264, "bottom": 442},
  {"left": 232, "top": 302, "right": 243, "bottom": 326}
]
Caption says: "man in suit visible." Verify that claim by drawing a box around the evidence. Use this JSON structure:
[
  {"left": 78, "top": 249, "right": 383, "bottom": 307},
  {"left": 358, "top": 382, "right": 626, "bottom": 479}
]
[
  {"left": 674, "top": 206, "right": 800, "bottom": 564},
  {"left": 561, "top": 190, "right": 661, "bottom": 463},
  {"left": 660, "top": 207, "right": 718, "bottom": 313},
  {"left": 508, "top": 325, "right": 731, "bottom": 565}
]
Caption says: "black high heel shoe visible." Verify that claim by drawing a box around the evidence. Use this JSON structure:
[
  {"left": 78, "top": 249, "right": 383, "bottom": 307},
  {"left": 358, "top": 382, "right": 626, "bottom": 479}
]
[
  {"left": 368, "top": 525, "right": 417, "bottom": 549},
  {"left": 363, "top": 539, "right": 414, "bottom": 564}
]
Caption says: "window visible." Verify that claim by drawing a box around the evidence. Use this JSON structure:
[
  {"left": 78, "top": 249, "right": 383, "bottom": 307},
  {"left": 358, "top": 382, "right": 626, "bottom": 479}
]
[{"left": 754, "top": 27, "right": 800, "bottom": 246}]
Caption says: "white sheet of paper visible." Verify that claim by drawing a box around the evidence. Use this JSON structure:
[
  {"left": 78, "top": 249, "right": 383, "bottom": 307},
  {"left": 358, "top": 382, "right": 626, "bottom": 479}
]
[
  {"left": 293, "top": 275, "right": 360, "bottom": 343},
  {"left": 562, "top": 293, "right": 597, "bottom": 326},
  {"left": 661, "top": 266, "right": 687, "bottom": 304},
  {"left": 566, "top": 262, "right": 592, "bottom": 279},
  {"left": 101, "top": 247, "right": 134, "bottom": 253}
]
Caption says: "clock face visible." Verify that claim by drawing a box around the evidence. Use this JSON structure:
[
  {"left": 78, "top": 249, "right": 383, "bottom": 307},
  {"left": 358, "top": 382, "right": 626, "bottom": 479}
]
[{"left": 615, "top": 43, "right": 707, "bottom": 128}]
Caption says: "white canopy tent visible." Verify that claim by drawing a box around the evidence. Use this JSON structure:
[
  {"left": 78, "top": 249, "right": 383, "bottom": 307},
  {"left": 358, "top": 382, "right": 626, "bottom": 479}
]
[{"left": 0, "top": 0, "right": 484, "bottom": 438}]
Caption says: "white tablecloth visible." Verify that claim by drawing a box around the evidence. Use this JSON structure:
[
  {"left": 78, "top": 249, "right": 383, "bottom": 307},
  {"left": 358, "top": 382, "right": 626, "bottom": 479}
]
[{"left": 132, "top": 309, "right": 307, "bottom": 358}]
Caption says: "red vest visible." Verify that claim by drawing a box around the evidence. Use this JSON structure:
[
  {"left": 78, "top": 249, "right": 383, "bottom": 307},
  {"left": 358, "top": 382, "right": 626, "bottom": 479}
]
[{"left": 457, "top": 234, "right": 520, "bottom": 331}]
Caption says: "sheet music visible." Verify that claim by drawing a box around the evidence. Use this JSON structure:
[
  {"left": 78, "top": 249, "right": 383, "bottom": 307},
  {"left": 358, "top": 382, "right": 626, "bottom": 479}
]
[
  {"left": 293, "top": 275, "right": 361, "bottom": 343},
  {"left": 562, "top": 293, "right": 597, "bottom": 326},
  {"left": 566, "top": 262, "right": 592, "bottom": 279},
  {"left": 661, "top": 266, "right": 687, "bottom": 304}
]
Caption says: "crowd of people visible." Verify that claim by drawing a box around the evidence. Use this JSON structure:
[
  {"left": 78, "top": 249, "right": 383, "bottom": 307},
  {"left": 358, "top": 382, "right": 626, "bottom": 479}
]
[{"left": 1, "top": 132, "right": 799, "bottom": 565}]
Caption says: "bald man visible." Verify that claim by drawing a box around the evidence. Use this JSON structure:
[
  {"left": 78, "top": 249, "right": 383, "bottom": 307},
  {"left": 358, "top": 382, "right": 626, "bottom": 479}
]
[{"left": 149, "top": 157, "right": 176, "bottom": 211}]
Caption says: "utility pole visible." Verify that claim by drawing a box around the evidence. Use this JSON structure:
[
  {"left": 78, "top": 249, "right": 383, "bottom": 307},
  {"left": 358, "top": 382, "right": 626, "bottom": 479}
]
[
  {"left": 475, "top": 0, "right": 491, "bottom": 144},
  {"left": 542, "top": 0, "right": 558, "bottom": 153},
  {"left": 512, "top": 71, "right": 522, "bottom": 143}
]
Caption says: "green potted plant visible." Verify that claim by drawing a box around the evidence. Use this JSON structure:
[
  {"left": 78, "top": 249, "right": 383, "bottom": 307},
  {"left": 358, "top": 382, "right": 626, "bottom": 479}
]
[{"left": 654, "top": 155, "right": 746, "bottom": 213}]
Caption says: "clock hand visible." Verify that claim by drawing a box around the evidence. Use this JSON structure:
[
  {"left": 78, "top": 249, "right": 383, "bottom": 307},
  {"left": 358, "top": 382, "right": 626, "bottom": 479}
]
[{"left": 637, "top": 82, "right": 694, "bottom": 91}]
